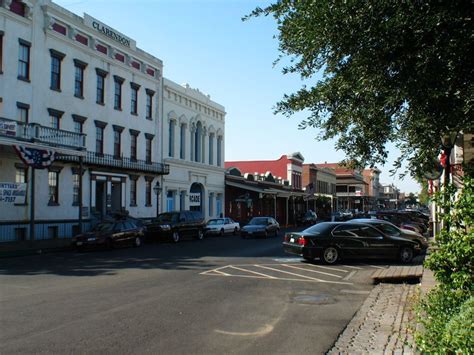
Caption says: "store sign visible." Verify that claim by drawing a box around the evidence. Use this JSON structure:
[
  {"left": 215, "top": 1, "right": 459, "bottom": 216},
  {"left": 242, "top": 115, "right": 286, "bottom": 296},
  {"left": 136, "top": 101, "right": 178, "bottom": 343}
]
[
  {"left": 0, "top": 120, "right": 17, "bottom": 137},
  {"left": 0, "top": 183, "right": 26, "bottom": 204},
  {"left": 84, "top": 14, "right": 136, "bottom": 49},
  {"left": 189, "top": 193, "right": 201, "bottom": 207}
]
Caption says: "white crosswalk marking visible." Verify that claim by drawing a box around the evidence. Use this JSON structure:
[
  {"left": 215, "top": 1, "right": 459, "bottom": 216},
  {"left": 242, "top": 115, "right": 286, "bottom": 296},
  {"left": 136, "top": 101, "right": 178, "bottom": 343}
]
[
  {"left": 340, "top": 264, "right": 363, "bottom": 270},
  {"left": 254, "top": 265, "right": 352, "bottom": 285}
]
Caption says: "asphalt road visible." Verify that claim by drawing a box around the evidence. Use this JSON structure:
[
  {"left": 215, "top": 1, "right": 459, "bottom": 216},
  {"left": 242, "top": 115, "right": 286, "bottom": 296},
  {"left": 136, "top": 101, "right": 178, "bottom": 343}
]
[{"left": 0, "top": 228, "right": 384, "bottom": 354}]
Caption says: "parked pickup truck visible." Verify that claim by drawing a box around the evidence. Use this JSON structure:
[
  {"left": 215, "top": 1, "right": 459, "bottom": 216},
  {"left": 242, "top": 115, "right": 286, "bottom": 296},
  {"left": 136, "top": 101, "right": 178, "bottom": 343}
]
[{"left": 145, "top": 211, "right": 205, "bottom": 243}]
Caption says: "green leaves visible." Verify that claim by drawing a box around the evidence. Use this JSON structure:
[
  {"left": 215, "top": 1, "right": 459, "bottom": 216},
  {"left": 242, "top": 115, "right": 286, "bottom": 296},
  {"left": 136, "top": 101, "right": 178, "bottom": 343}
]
[{"left": 246, "top": 0, "right": 473, "bottom": 176}]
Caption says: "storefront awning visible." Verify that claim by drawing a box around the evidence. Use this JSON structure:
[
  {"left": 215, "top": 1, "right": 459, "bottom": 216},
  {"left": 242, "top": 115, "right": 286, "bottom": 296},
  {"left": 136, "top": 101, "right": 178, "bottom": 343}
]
[{"left": 226, "top": 180, "right": 276, "bottom": 194}]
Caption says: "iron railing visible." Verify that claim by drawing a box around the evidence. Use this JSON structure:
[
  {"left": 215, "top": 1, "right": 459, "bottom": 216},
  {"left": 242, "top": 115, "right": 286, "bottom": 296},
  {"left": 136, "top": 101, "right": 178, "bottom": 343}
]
[
  {"left": 57, "top": 151, "right": 170, "bottom": 174},
  {"left": 0, "top": 117, "right": 86, "bottom": 151}
]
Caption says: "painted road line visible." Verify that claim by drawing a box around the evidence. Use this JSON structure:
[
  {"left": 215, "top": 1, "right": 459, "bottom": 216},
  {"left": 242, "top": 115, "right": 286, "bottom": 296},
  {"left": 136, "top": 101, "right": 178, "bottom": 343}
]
[
  {"left": 200, "top": 265, "right": 232, "bottom": 276},
  {"left": 342, "top": 270, "right": 357, "bottom": 281},
  {"left": 361, "top": 264, "right": 386, "bottom": 269},
  {"left": 340, "top": 289, "right": 371, "bottom": 295},
  {"left": 254, "top": 265, "right": 353, "bottom": 285},
  {"left": 229, "top": 266, "right": 277, "bottom": 279},
  {"left": 302, "top": 263, "right": 349, "bottom": 273},
  {"left": 340, "top": 264, "right": 363, "bottom": 270},
  {"left": 281, "top": 264, "right": 343, "bottom": 278},
  {"left": 207, "top": 273, "right": 353, "bottom": 285}
]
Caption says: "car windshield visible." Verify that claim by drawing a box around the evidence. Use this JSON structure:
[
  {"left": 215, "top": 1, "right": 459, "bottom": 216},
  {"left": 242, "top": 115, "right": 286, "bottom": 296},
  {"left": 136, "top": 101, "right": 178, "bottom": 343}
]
[
  {"left": 155, "top": 213, "right": 178, "bottom": 223},
  {"left": 248, "top": 218, "right": 267, "bottom": 225},
  {"left": 92, "top": 223, "right": 114, "bottom": 232},
  {"left": 374, "top": 223, "right": 400, "bottom": 236},
  {"left": 207, "top": 219, "right": 223, "bottom": 225}
]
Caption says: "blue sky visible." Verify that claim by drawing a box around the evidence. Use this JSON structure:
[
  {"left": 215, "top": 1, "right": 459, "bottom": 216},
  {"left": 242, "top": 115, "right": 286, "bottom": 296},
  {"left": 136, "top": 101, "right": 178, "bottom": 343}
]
[{"left": 55, "top": 0, "right": 420, "bottom": 193}]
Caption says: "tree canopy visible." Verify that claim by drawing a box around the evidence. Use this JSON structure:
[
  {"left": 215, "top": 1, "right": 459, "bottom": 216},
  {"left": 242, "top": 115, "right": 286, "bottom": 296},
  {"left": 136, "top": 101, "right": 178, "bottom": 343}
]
[{"left": 245, "top": 1, "right": 473, "bottom": 178}]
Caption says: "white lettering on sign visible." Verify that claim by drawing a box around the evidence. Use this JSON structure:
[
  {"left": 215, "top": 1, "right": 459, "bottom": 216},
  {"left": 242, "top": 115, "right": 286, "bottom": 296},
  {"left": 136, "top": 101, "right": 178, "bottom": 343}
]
[
  {"left": 0, "top": 182, "right": 26, "bottom": 204},
  {"left": 189, "top": 193, "right": 201, "bottom": 206}
]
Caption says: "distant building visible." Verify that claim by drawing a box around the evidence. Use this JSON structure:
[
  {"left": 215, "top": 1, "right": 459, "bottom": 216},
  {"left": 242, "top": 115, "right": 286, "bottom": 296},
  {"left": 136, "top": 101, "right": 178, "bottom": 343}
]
[
  {"left": 380, "top": 184, "right": 400, "bottom": 209},
  {"left": 362, "top": 168, "right": 381, "bottom": 210},
  {"left": 162, "top": 79, "right": 225, "bottom": 219},
  {"left": 315, "top": 163, "right": 368, "bottom": 211},
  {"left": 302, "top": 163, "right": 337, "bottom": 218}
]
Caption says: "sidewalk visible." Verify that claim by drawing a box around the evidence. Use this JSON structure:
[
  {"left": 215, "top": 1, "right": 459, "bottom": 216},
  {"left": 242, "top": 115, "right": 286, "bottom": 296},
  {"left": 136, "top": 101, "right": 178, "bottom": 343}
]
[
  {"left": 327, "top": 266, "right": 437, "bottom": 354},
  {"left": 0, "top": 239, "right": 72, "bottom": 258}
]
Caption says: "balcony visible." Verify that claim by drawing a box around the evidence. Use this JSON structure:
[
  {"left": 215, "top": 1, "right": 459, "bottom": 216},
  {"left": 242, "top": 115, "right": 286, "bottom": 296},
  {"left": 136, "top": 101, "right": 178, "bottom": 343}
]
[
  {"left": 0, "top": 117, "right": 86, "bottom": 151},
  {"left": 56, "top": 151, "right": 170, "bottom": 175}
]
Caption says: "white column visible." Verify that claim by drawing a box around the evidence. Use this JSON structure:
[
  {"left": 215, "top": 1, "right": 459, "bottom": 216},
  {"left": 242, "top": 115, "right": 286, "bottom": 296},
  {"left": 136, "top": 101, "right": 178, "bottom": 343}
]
[
  {"left": 106, "top": 180, "right": 112, "bottom": 211},
  {"left": 202, "top": 132, "right": 208, "bottom": 165}
]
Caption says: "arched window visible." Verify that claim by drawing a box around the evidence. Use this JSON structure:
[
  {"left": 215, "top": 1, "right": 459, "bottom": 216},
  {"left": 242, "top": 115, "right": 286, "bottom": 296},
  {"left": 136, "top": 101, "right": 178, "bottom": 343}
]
[
  {"left": 168, "top": 120, "right": 175, "bottom": 157},
  {"left": 217, "top": 136, "right": 223, "bottom": 167},
  {"left": 194, "top": 122, "right": 202, "bottom": 163}
]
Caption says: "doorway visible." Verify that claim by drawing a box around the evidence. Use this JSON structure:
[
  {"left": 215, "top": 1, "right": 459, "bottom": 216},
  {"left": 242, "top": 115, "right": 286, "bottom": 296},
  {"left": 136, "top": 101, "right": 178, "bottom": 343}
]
[
  {"left": 111, "top": 182, "right": 122, "bottom": 212},
  {"left": 95, "top": 181, "right": 106, "bottom": 217}
]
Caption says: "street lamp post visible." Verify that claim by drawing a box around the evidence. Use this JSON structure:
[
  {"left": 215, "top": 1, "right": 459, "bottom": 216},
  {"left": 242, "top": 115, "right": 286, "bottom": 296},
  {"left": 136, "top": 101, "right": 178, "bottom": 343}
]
[{"left": 153, "top": 181, "right": 162, "bottom": 218}]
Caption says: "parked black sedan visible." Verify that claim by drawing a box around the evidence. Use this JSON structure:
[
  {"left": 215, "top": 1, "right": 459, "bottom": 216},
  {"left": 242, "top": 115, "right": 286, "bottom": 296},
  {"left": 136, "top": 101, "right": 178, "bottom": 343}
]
[
  {"left": 283, "top": 221, "right": 423, "bottom": 264},
  {"left": 72, "top": 220, "right": 144, "bottom": 250},
  {"left": 241, "top": 217, "right": 280, "bottom": 238}
]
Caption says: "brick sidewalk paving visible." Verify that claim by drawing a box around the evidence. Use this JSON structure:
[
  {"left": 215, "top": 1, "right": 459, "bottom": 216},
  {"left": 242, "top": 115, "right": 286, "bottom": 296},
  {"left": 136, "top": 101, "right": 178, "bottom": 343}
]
[{"left": 328, "top": 283, "right": 418, "bottom": 354}]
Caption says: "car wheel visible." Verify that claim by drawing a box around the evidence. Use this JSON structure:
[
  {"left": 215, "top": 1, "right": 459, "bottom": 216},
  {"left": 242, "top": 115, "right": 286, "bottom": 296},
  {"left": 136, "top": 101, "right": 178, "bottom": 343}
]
[
  {"left": 233, "top": 227, "right": 238, "bottom": 235},
  {"left": 264, "top": 230, "right": 268, "bottom": 238},
  {"left": 172, "top": 231, "right": 180, "bottom": 243},
  {"left": 196, "top": 229, "right": 204, "bottom": 240},
  {"left": 219, "top": 229, "right": 224, "bottom": 237},
  {"left": 322, "top": 247, "right": 339, "bottom": 264},
  {"left": 399, "top": 246, "right": 414, "bottom": 263},
  {"left": 134, "top": 236, "right": 142, "bottom": 248}
]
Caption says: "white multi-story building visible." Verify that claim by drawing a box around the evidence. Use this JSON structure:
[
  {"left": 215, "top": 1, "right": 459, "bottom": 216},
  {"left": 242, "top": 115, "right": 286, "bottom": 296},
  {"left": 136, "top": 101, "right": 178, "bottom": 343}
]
[
  {"left": 162, "top": 79, "right": 225, "bottom": 219},
  {"left": 0, "top": 0, "right": 169, "bottom": 241}
]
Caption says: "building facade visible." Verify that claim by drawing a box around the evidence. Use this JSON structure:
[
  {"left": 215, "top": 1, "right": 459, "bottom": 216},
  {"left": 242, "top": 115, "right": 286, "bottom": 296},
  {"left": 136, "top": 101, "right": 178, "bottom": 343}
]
[
  {"left": 302, "top": 163, "right": 337, "bottom": 218},
  {"left": 162, "top": 79, "right": 225, "bottom": 219},
  {"left": 362, "top": 168, "right": 382, "bottom": 210},
  {"left": 0, "top": 0, "right": 169, "bottom": 242}
]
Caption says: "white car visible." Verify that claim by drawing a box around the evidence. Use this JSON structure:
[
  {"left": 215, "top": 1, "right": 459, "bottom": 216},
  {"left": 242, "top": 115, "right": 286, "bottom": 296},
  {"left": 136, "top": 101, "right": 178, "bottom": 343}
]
[{"left": 205, "top": 218, "right": 240, "bottom": 236}]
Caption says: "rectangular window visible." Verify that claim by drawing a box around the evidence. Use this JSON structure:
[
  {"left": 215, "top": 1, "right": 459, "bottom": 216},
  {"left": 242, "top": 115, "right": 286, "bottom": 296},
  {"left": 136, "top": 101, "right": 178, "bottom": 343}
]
[
  {"left": 18, "top": 41, "right": 30, "bottom": 81},
  {"left": 50, "top": 114, "right": 60, "bottom": 129},
  {"left": 131, "top": 87, "right": 138, "bottom": 114},
  {"left": 48, "top": 171, "right": 59, "bottom": 204},
  {"left": 16, "top": 167, "right": 26, "bottom": 183},
  {"left": 114, "top": 80, "right": 122, "bottom": 110},
  {"left": 146, "top": 138, "right": 152, "bottom": 163},
  {"left": 96, "top": 127, "right": 104, "bottom": 155},
  {"left": 17, "top": 105, "right": 28, "bottom": 123},
  {"left": 50, "top": 56, "right": 61, "bottom": 91},
  {"left": 96, "top": 73, "right": 105, "bottom": 104},
  {"left": 145, "top": 180, "right": 152, "bottom": 206},
  {"left": 74, "top": 120, "right": 82, "bottom": 134},
  {"left": 130, "top": 179, "right": 137, "bottom": 206},
  {"left": 74, "top": 65, "right": 84, "bottom": 97},
  {"left": 146, "top": 92, "right": 153, "bottom": 118},
  {"left": 0, "top": 33, "right": 3, "bottom": 73},
  {"left": 113, "top": 130, "right": 121, "bottom": 158},
  {"left": 130, "top": 134, "right": 137, "bottom": 160},
  {"left": 72, "top": 173, "right": 79, "bottom": 205}
]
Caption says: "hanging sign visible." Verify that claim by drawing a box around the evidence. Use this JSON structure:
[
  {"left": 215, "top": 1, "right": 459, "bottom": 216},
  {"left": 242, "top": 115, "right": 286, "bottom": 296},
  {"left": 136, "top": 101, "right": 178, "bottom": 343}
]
[
  {"left": 0, "top": 120, "right": 17, "bottom": 137},
  {"left": 0, "top": 182, "right": 27, "bottom": 204},
  {"left": 189, "top": 193, "right": 201, "bottom": 207}
]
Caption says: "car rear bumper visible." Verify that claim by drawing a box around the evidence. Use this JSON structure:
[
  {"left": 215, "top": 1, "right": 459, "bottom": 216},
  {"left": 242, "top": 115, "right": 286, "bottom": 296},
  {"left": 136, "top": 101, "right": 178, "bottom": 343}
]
[{"left": 282, "top": 242, "right": 322, "bottom": 259}]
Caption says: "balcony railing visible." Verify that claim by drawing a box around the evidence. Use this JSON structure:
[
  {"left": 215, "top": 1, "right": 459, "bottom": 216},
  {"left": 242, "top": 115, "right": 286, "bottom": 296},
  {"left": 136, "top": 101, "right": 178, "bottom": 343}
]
[
  {"left": 57, "top": 151, "right": 170, "bottom": 175},
  {"left": 0, "top": 117, "right": 86, "bottom": 151}
]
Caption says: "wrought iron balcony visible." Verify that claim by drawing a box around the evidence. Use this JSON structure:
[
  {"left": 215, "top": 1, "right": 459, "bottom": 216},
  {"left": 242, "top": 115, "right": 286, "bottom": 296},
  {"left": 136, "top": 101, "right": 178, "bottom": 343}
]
[
  {"left": 57, "top": 151, "right": 170, "bottom": 175},
  {"left": 0, "top": 117, "right": 86, "bottom": 151}
]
